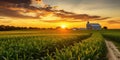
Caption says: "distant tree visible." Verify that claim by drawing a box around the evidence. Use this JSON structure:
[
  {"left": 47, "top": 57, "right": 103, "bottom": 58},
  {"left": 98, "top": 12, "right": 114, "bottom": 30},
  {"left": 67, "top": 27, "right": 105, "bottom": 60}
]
[
  {"left": 0, "top": 25, "right": 40, "bottom": 31},
  {"left": 56, "top": 26, "right": 61, "bottom": 30},
  {"left": 103, "top": 26, "right": 108, "bottom": 30},
  {"left": 47, "top": 28, "right": 53, "bottom": 30}
]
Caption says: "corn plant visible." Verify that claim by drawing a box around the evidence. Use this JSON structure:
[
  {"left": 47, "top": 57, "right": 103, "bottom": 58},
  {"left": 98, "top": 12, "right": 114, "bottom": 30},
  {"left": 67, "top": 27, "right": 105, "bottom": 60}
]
[
  {"left": 0, "top": 31, "right": 91, "bottom": 60},
  {"left": 43, "top": 33, "right": 107, "bottom": 60}
]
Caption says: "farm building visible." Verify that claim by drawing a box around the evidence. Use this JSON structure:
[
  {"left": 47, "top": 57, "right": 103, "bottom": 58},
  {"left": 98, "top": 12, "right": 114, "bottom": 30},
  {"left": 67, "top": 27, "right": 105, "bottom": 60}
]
[{"left": 86, "top": 21, "right": 101, "bottom": 30}]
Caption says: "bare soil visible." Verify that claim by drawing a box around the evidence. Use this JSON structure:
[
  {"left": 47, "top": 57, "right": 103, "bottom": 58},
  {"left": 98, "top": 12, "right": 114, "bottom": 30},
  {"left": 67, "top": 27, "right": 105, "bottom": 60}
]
[{"left": 105, "top": 40, "right": 120, "bottom": 60}]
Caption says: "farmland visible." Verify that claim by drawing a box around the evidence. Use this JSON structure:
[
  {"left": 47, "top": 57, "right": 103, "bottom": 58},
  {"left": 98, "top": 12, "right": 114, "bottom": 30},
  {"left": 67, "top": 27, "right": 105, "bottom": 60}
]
[
  {"left": 0, "top": 30, "right": 92, "bottom": 60},
  {"left": 0, "top": 30, "right": 119, "bottom": 60},
  {"left": 43, "top": 33, "right": 107, "bottom": 60},
  {"left": 102, "top": 30, "right": 120, "bottom": 51}
]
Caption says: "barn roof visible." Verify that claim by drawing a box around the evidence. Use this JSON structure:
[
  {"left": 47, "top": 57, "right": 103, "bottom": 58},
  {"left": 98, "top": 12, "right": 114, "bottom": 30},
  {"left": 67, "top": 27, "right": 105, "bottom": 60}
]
[{"left": 89, "top": 23, "right": 101, "bottom": 26}]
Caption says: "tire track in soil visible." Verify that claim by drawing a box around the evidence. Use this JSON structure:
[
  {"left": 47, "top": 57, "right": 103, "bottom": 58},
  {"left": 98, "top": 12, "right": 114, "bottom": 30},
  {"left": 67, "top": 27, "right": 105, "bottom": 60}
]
[{"left": 105, "top": 40, "right": 120, "bottom": 60}]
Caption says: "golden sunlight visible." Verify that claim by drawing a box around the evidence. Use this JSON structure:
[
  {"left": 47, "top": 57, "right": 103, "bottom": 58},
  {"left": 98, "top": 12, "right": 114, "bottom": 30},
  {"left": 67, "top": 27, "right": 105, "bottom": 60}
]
[
  {"left": 60, "top": 24, "right": 67, "bottom": 29},
  {"left": 41, "top": 13, "right": 61, "bottom": 20}
]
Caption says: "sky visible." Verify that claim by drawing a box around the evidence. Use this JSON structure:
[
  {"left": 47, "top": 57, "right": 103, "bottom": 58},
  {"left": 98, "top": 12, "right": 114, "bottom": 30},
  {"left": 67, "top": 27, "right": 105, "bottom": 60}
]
[
  {"left": 0, "top": 0, "right": 120, "bottom": 29},
  {"left": 44, "top": 0, "right": 120, "bottom": 17}
]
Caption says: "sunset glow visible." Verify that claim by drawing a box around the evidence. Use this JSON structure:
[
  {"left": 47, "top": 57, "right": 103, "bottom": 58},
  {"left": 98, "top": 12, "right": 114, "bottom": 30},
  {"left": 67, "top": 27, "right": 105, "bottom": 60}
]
[
  {"left": 0, "top": 0, "right": 120, "bottom": 60},
  {"left": 60, "top": 24, "right": 67, "bottom": 29},
  {"left": 0, "top": 0, "right": 119, "bottom": 29},
  {"left": 41, "top": 13, "right": 61, "bottom": 21}
]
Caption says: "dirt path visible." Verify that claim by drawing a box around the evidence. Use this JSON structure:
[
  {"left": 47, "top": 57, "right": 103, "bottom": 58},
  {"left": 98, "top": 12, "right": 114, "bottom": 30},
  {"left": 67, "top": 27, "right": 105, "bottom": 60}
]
[{"left": 105, "top": 40, "right": 120, "bottom": 60}]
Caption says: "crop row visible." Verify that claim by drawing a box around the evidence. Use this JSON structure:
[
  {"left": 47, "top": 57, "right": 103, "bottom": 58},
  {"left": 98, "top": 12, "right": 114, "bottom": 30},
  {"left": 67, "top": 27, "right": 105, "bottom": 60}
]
[
  {"left": 43, "top": 33, "right": 107, "bottom": 60},
  {"left": 102, "top": 32, "right": 120, "bottom": 42},
  {"left": 0, "top": 33, "right": 91, "bottom": 60}
]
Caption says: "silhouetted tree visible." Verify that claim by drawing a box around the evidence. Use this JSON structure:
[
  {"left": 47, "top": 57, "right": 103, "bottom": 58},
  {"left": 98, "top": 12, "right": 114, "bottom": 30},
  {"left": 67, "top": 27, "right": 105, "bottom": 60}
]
[
  {"left": 56, "top": 26, "right": 61, "bottom": 30},
  {"left": 0, "top": 25, "right": 34, "bottom": 31},
  {"left": 103, "top": 26, "right": 108, "bottom": 30}
]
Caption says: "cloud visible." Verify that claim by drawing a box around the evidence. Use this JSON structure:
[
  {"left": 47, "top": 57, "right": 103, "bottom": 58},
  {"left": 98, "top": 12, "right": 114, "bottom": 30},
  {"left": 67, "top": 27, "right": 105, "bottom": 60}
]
[
  {"left": 0, "top": 0, "right": 31, "bottom": 4},
  {"left": 54, "top": 0, "right": 120, "bottom": 8},
  {"left": 0, "top": 19, "right": 12, "bottom": 23},
  {"left": 0, "top": 1, "right": 110, "bottom": 23},
  {"left": 55, "top": 10, "right": 109, "bottom": 20},
  {"left": 41, "top": 19, "right": 83, "bottom": 23},
  {"left": 0, "top": 7, "right": 40, "bottom": 19},
  {"left": 44, "top": 0, "right": 120, "bottom": 18},
  {"left": 0, "top": 17, "right": 4, "bottom": 19},
  {"left": 107, "top": 20, "right": 120, "bottom": 24},
  {"left": 0, "top": 16, "right": 12, "bottom": 23},
  {"left": 95, "top": 17, "right": 111, "bottom": 20}
]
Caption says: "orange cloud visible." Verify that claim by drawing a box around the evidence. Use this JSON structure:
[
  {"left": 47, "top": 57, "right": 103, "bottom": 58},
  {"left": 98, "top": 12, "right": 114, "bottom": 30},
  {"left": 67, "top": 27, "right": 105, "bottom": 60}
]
[
  {"left": 0, "top": 2, "right": 110, "bottom": 23},
  {"left": 107, "top": 20, "right": 120, "bottom": 24}
]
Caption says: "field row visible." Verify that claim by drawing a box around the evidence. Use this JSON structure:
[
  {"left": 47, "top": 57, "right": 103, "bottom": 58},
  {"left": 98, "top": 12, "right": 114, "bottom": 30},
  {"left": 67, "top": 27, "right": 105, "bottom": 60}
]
[
  {"left": 102, "top": 31, "right": 120, "bottom": 51},
  {"left": 102, "top": 32, "right": 120, "bottom": 42},
  {"left": 0, "top": 33, "right": 91, "bottom": 60},
  {"left": 43, "top": 33, "right": 107, "bottom": 60}
]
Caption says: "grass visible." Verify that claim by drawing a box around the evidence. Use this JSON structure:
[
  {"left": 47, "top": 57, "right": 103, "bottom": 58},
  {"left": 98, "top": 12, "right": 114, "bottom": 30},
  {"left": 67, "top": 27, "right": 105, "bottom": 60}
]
[
  {"left": 102, "top": 30, "right": 120, "bottom": 51},
  {"left": 112, "top": 41, "right": 120, "bottom": 51}
]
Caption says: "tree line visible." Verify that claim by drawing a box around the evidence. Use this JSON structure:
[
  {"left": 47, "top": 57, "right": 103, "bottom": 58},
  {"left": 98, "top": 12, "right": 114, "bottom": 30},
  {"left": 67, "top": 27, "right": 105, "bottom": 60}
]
[
  {"left": 0, "top": 25, "right": 62, "bottom": 31},
  {"left": 0, "top": 25, "right": 40, "bottom": 31}
]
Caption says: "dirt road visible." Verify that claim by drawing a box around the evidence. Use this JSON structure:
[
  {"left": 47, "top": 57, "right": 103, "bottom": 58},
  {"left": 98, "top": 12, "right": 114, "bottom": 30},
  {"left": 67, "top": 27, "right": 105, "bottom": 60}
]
[{"left": 105, "top": 40, "right": 120, "bottom": 60}]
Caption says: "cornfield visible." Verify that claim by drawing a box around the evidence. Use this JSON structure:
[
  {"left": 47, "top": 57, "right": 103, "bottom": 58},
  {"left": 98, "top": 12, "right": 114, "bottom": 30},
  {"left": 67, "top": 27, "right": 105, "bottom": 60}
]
[
  {"left": 43, "top": 33, "right": 107, "bottom": 60},
  {"left": 0, "top": 30, "right": 93, "bottom": 60}
]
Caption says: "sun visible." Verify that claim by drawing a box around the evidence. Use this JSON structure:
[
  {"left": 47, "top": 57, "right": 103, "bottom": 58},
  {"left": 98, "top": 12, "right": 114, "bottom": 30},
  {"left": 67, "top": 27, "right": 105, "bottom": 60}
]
[{"left": 60, "top": 25, "right": 67, "bottom": 29}]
